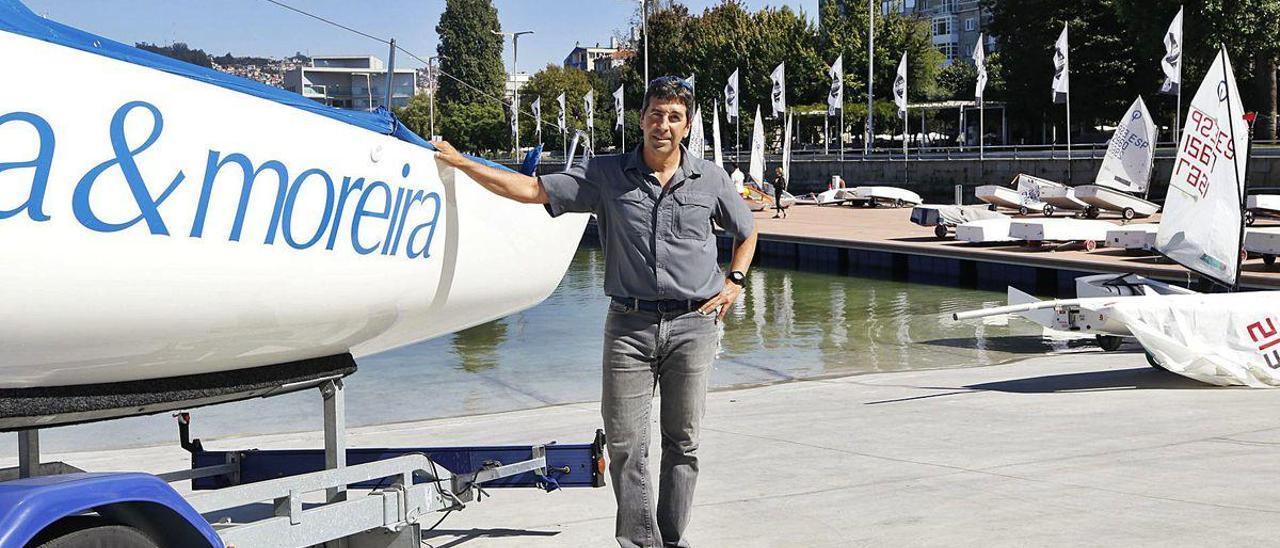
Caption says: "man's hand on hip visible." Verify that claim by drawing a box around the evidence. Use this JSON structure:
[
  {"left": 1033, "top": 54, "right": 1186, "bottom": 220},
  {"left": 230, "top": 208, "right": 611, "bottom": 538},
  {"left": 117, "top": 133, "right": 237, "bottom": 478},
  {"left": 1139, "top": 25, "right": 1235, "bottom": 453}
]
[{"left": 699, "top": 279, "right": 743, "bottom": 321}]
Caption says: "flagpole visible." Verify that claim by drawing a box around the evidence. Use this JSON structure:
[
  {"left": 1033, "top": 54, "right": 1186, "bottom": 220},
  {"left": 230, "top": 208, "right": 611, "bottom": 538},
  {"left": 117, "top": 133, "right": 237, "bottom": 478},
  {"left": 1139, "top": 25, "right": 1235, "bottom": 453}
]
[
  {"left": 840, "top": 107, "right": 845, "bottom": 161},
  {"left": 979, "top": 100, "right": 985, "bottom": 161},
  {"left": 1066, "top": 92, "right": 1072, "bottom": 180},
  {"left": 866, "top": 0, "right": 874, "bottom": 156}
]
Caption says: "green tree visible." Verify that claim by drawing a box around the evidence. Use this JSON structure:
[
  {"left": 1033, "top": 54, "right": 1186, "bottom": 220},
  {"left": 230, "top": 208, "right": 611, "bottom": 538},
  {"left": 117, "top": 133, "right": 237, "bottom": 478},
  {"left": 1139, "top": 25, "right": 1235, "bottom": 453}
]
[
  {"left": 435, "top": 0, "right": 506, "bottom": 105},
  {"left": 437, "top": 101, "right": 507, "bottom": 155}
]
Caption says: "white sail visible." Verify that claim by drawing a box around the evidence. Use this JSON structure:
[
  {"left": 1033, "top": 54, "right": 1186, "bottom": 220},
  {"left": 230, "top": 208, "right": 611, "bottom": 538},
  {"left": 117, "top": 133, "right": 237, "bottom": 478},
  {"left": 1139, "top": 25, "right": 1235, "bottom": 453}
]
[
  {"left": 782, "top": 112, "right": 793, "bottom": 183},
  {"left": 749, "top": 105, "right": 765, "bottom": 184},
  {"left": 1156, "top": 48, "right": 1250, "bottom": 286},
  {"left": 712, "top": 100, "right": 724, "bottom": 168},
  {"left": 1094, "top": 96, "right": 1156, "bottom": 193},
  {"left": 688, "top": 105, "right": 705, "bottom": 160}
]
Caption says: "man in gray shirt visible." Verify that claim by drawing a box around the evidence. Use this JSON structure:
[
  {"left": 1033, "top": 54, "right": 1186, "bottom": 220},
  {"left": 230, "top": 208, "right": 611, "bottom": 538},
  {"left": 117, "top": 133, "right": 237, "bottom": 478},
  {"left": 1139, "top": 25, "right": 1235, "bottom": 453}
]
[{"left": 432, "top": 76, "right": 757, "bottom": 548}]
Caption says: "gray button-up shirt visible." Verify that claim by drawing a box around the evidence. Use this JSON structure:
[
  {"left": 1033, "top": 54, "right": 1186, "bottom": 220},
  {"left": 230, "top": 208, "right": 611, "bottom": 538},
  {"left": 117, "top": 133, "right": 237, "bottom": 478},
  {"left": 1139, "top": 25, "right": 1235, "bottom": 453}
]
[{"left": 540, "top": 147, "right": 755, "bottom": 301}]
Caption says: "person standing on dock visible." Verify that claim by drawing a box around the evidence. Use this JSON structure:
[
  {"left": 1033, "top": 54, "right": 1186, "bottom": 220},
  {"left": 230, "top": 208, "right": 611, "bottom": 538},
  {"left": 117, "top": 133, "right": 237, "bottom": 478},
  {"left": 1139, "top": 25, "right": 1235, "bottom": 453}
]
[
  {"left": 772, "top": 166, "right": 788, "bottom": 219},
  {"left": 730, "top": 162, "right": 745, "bottom": 195},
  {"left": 431, "top": 76, "right": 758, "bottom": 548}
]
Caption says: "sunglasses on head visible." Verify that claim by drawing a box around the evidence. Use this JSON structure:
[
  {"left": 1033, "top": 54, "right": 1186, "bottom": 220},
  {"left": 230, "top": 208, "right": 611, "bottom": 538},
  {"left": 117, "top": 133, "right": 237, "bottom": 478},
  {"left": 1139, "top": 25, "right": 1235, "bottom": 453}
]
[{"left": 648, "top": 76, "right": 694, "bottom": 92}]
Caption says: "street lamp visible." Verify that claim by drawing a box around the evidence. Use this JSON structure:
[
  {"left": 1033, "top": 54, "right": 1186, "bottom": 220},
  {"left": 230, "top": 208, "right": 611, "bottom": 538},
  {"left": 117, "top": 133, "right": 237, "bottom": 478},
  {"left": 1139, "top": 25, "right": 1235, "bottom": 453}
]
[
  {"left": 493, "top": 29, "right": 534, "bottom": 157},
  {"left": 428, "top": 54, "right": 447, "bottom": 138}
]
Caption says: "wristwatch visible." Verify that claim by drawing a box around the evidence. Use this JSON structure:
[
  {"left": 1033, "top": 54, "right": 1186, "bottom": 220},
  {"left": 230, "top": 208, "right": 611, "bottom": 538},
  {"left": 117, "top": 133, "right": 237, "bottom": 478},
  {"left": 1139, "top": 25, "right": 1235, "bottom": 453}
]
[{"left": 727, "top": 270, "right": 747, "bottom": 286}]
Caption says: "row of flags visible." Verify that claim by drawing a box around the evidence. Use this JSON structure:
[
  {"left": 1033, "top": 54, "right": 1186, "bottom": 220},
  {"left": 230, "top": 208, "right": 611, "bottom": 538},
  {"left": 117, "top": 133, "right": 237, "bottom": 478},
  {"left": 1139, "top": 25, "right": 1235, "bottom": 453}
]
[
  {"left": 1049, "top": 7, "right": 1182, "bottom": 105},
  {"left": 510, "top": 7, "right": 1185, "bottom": 146}
]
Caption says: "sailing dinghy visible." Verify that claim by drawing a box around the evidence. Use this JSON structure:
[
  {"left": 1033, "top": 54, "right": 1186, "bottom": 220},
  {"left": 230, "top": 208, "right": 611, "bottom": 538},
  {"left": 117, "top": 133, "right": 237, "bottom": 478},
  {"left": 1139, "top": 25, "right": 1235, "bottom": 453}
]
[
  {"left": 1072, "top": 97, "right": 1161, "bottom": 220},
  {"left": 955, "top": 47, "right": 1263, "bottom": 386},
  {"left": 975, "top": 174, "right": 1059, "bottom": 215},
  {"left": 0, "top": 1, "right": 588, "bottom": 428}
]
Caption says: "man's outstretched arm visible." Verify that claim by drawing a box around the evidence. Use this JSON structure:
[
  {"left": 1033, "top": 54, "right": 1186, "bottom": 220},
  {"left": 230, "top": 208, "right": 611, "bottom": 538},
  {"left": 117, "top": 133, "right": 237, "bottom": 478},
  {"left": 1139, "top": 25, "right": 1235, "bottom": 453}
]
[{"left": 432, "top": 139, "right": 548, "bottom": 204}]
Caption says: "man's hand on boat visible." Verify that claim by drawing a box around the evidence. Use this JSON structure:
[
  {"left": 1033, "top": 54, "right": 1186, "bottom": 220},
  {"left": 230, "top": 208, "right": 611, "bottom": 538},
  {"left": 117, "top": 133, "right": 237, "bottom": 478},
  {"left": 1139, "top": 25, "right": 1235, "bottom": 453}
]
[{"left": 431, "top": 138, "right": 549, "bottom": 204}]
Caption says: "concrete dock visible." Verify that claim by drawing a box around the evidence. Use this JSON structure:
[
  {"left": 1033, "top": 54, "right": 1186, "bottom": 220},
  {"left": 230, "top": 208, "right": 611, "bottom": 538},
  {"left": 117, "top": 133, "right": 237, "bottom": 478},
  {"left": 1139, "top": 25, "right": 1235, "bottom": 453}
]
[
  {"left": 740, "top": 204, "right": 1280, "bottom": 290},
  {"left": 16, "top": 350, "right": 1280, "bottom": 547}
]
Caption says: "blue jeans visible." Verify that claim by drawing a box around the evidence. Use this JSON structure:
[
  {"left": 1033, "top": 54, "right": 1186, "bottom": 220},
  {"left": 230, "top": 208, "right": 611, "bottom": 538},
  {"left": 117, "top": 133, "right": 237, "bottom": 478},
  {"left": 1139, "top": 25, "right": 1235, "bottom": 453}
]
[{"left": 603, "top": 300, "right": 719, "bottom": 548}]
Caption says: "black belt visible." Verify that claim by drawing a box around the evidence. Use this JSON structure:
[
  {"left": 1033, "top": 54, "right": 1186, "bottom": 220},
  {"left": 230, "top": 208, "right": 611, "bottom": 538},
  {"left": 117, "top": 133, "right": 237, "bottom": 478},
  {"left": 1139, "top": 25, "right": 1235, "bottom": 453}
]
[{"left": 611, "top": 297, "right": 705, "bottom": 314}]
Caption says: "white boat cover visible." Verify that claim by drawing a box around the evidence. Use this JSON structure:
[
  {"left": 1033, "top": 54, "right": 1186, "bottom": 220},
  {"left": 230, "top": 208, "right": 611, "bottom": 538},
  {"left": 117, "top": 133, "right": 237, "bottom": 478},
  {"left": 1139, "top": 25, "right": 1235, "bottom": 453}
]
[
  {"left": 853, "top": 186, "right": 922, "bottom": 206},
  {"left": 1008, "top": 219, "right": 1115, "bottom": 242},
  {"left": 1107, "top": 292, "right": 1280, "bottom": 386},
  {"left": 748, "top": 105, "right": 765, "bottom": 184},
  {"left": 1106, "top": 223, "right": 1159, "bottom": 250},
  {"left": 815, "top": 188, "right": 845, "bottom": 205},
  {"left": 1248, "top": 194, "right": 1280, "bottom": 213},
  {"left": 1095, "top": 96, "right": 1157, "bottom": 194},
  {"left": 1157, "top": 48, "right": 1250, "bottom": 287},
  {"left": 1244, "top": 227, "right": 1280, "bottom": 255},
  {"left": 910, "top": 205, "right": 1005, "bottom": 227},
  {"left": 955, "top": 218, "right": 1015, "bottom": 243}
]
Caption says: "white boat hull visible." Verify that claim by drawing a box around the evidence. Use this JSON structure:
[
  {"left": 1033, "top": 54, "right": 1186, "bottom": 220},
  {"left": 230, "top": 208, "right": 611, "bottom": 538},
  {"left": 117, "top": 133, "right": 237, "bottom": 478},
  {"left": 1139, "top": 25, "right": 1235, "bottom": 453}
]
[
  {"left": 1244, "top": 227, "right": 1280, "bottom": 258},
  {"left": 0, "top": 30, "right": 587, "bottom": 389},
  {"left": 851, "top": 186, "right": 922, "bottom": 207},
  {"left": 1073, "top": 184, "right": 1160, "bottom": 217},
  {"left": 1038, "top": 186, "right": 1089, "bottom": 212},
  {"left": 974, "top": 185, "right": 1042, "bottom": 212}
]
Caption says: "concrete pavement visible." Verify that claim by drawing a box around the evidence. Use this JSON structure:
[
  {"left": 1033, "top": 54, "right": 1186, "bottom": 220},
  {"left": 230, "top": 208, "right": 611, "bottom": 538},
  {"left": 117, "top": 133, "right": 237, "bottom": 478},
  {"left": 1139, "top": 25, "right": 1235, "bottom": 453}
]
[{"left": 10, "top": 351, "right": 1280, "bottom": 547}]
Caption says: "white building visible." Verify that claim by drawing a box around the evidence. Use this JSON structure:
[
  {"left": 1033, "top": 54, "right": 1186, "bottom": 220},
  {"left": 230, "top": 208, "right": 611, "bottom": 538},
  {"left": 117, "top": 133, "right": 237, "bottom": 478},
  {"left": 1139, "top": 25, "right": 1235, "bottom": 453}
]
[
  {"left": 284, "top": 55, "right": 416, "bottom": 110},
  {"left": 504, "top": 71, "right": 530, "bottom": 100},
  {"left": 564, "top": 37, "right": 625, "bottom": 73}
]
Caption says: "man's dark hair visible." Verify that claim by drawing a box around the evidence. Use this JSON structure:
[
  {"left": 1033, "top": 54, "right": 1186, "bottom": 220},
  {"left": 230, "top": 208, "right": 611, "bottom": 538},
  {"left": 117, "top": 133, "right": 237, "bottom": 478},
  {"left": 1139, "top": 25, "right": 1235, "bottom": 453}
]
[{"left": 642, "top": 76, "right": 696, "bottom": 115}]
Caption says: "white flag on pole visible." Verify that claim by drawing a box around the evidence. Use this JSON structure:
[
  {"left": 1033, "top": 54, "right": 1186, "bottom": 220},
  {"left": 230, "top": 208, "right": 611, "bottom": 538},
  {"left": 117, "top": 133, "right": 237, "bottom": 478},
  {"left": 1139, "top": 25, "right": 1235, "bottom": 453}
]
[
  {"left": 749, "top": 105, "right": 765, "bottom": 184},
  {"left": 688, "top": 106, "right": 705, "bottom": 160},
  {"left": 724, "top": 69, "right": 739, "bottom": 122},
  {"left": 531, "top": 97, "right": 542, "bottom": 140},
  {"left": 1051, "top": 23, "right": 1069, "bottom": 104},
  {"left": 712, "top": 99, "right": 724, "bottom": 168},
  {"left": 893, "top": 52, "right": 907, "bottom": 117},
  {"left": 584, "top": 89, "right": 595, "bottom": 131},
  {"left": 828, "top": 55, "right": 843, "bottom": 115},
  {"left": 613, "top": 85, "right": 624, "bottom": 129},
  {"left": 770, "top": 62, "right": 786, "bottom": 118},
  {"left": 557, "top": 92, "right": 567, "bottom": 131},
  {"left": 1160, "top": 7, "right": 1183, "bottom": 95},
  {"left": 973, "top": 34, "right": 988, "bottom": 101}
]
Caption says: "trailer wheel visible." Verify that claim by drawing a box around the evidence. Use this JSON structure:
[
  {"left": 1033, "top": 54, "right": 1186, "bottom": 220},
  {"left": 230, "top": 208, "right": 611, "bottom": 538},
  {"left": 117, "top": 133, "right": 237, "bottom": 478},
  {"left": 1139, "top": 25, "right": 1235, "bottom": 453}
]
[
  {"left": 1122, "top": 207, "right": 1136, "bottom": 221},
  {"left": 33, "top": 519, "right": 159, "bottom": 548},
  {"left": 1096, "top": 334, "right": 1123, "bottom": 352},
  {"left": 1265, "top": 254, "right": 1276, "bottom": 267},
  {"left": 1017, "top": 206, "right": 1029, "bottom": 216},
  {"left": 987, "top": 203, "right": 998, "bottom": 211},
  {"left": 1042, "top": 204, "right": 1055, "bottom": 217},
  {"left": 1085, "top": 206, "right": 1100, "bottom": 219},
  {"left": 1083, "top": 239, "right": 1098, "bottom": 252},
  {"left": 934, "top": 224, "right": 949, "bottom": 239},
  {"left": 1245, "top": 210, "right": 1256, "bottom": 226},
  {"left": 894, "top": 199, "right": 905, "bottom": 208}
]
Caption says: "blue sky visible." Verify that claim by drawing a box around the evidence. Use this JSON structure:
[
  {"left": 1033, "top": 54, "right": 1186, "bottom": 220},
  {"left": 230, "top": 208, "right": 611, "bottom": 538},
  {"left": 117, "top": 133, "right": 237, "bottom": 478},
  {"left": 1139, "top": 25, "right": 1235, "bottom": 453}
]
[{"left": 26, "top": 0, "right": 814, "bottom": 72}]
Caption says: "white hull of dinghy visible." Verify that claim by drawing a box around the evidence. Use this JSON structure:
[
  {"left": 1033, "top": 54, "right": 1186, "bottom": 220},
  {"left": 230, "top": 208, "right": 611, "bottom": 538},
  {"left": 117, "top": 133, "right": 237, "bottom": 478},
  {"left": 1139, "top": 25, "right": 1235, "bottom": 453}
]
[
  {"left": 974, "top": 185, "right": 1042, "bottom": 212},
  {"left": 851, "top": 186, "right": 922, "bottom": 207},
  {"left": 0, "top": 29, "right": 588, "bottom": 389},
  {"left": 1073, "top": 184, "right": 1160, "bottom": 219},
  {"left": 1037, "top": 186, "right": 1089, "bottom": 215},
  {"left": 1246, "top": 194, "right": 1280, "bottom": 226}
]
